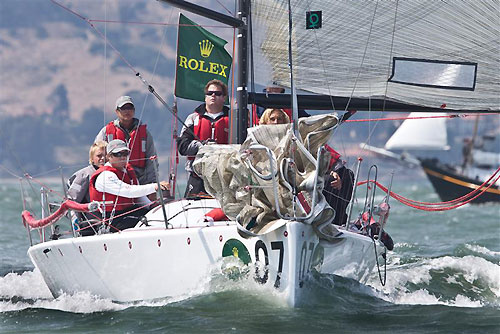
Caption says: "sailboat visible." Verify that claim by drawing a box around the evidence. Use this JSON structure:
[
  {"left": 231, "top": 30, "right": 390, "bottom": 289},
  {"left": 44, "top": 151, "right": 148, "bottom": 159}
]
[
  {"left": 21, "top": 0, "right": 499, "bottom": 307},
  {"left": 364, "top": 113, "right": 500, "bottom": 203}
]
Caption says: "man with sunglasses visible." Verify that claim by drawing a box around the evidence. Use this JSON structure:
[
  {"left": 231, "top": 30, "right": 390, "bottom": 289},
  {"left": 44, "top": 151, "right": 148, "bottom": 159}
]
[
  {"left": 177, "top": 79, "right": 229, "bottom": 198},
  {"left": 89, "top": 139, "right": 169, "bottom": 232},
  {"left": 95, "top": 95, "right": 158, "bottom": 187}
]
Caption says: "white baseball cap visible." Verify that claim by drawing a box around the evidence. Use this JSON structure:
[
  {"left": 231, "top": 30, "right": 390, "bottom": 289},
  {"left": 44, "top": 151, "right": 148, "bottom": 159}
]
[
  {"left": 107, "top": 139, "right": 130, "bottom": 154},
  {"left": 115, "top": 96, "right": 134, "bottom": 109}
]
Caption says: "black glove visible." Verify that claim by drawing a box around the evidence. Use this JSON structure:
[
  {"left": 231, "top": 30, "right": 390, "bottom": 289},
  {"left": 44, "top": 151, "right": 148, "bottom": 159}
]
[{"left": 201, "top": 139, "right": 216, "bottom": 145}]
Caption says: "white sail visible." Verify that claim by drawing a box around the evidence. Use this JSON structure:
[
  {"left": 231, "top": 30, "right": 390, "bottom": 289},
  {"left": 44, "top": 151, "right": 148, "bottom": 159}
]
[
  {"left": 385, "top": 113, "right": 449, "bottom": 151},
  {"left": 251, "top": 0, "right": 500, "bottom": 111}
]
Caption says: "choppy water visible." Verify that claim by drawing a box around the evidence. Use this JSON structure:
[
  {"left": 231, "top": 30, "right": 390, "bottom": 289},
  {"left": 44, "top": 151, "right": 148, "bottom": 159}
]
[{"left": 0, "top": 174, "right": 499, "bottom": 334}]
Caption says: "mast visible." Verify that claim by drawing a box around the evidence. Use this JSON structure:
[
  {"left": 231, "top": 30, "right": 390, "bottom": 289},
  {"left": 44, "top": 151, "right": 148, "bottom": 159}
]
[
  {"left": 158, "top": 0, "right": 249, "bottom": 144},
  {"left": 235, "top": 0, "right": 250, "bottom": 144}
]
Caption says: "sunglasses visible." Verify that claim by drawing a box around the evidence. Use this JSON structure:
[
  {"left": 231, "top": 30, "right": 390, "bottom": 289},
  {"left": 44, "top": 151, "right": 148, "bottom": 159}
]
[
  {"left": 111, "top": 151, "right": 129, "bottom": 157},
  {"left": 205, "top": 91, "right": 223, "bottom": 97},
  {"left": 118, "top": 106, "right": 135, "bottom": 111}
]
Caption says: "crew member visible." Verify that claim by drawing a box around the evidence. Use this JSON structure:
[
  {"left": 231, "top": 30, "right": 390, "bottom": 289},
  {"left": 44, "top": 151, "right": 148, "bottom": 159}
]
[
  {"left": 95, "top": 95, "right": 158, "bottom": 186},
  {"left": 177, "top": 79, "right": 229, "bottom": 198},
  {"left": 67, "top": 141, "right": 107, "bottom": 235},
  {"left": 89, "top": 139, "right": 169, "bottom": 232}
]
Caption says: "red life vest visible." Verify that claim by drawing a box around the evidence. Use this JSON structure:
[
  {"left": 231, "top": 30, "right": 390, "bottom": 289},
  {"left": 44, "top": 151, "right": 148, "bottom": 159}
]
[
  {"left": 105, "top": 122, "right": 147, "bottom": 168},
  {"left": 89, "top": 165, "right": 139, "bottom": 212},
  {"left": 283, "top": 108, "right": 292, "bottom": 120},
  {"left": 188, "top": 112, "right": 229, "bottom": 160}
]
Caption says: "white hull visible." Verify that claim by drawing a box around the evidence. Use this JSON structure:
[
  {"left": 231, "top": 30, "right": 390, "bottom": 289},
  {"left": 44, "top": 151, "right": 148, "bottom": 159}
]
[{"left": 28, "top": 199, "right": 384, "bottom": 307}]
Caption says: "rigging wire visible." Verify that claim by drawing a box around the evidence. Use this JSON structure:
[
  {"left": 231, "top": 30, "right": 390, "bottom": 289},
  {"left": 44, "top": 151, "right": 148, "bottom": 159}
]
[
  {"left": 214, "top": 0, "right": 234, "bottom": 16},
  {"left": 87, "top": 19, "right": 232, "bottom": 30},
  {"left": 343, "top": 112, "right": 495, "bottom": 124},
  {"left": 298, "top": 0, "right": 381, "bottom": 171},
  {"left": 0, "top": 128, "right": 45, "bottom": 212},
  {"left": 360, "top": 0, "right": 400, "bottom": 159},
  {"left": 43, "top": 0, "right": 236, "bottom": 221},
  {"left": 106, "top": 4, "right": 175, "bottom": 219},
  {"left": 48, "top": 0, "right": 190, "bottom": 197},
  {"left": 103, "top": 0, "right": 107, "bottom": 131},
  {"left": 12, "top": 1, "right": 498, "bottom": 231}
]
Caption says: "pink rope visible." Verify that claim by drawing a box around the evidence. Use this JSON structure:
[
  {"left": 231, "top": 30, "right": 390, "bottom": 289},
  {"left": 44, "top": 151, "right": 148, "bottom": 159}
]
[{"left": 22, "top": 200, "right": 96, "bottom": 229}]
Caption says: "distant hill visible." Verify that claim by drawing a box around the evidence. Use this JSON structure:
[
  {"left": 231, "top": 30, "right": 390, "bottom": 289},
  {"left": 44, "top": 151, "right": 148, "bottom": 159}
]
[
  {"left": 0, "top": 0, "right": 179, "bottom": 121},
  {"left": 0, "top": 0, "right": 219, "bottom": 177}
]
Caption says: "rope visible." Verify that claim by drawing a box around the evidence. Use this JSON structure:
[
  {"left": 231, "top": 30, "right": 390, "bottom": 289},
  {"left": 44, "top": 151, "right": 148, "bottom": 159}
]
[
  {"left": 22, "top": 200, "right": 98, "bottom": 229},
  {"left": 168, "top": 102, "right": 179, "bottom": 198},
  {"left": 214, "top": 0, "right": 234, "bottom": 16},
  {"left": 88, "top": 20, "right": 232, "bottom": 30},
  {"left": 357, "top": 166, "right": 500, "bottom": 210},
  {"left": 372, "top": 237, "right": 387, "bottom": 286},
  {"left": 345, "top": 113, "right": 494, "bottom": 123},
  {"left": 92, "top": 199, "right": 158, "bottom": 233}
]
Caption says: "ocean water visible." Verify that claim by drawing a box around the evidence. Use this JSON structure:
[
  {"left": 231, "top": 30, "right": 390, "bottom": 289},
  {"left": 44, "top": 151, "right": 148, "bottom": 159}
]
[{"left": 0, "top": 175, "right": 499, "bottom": 334}]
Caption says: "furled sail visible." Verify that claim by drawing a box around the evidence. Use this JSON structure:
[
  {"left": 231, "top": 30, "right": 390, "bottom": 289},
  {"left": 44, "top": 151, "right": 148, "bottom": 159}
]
[
  {"left": 250, "top": 0, "right": 500, "bottom": 111},
  {"left": 192, "top": 115, "right": 338, "bottom": 235}
]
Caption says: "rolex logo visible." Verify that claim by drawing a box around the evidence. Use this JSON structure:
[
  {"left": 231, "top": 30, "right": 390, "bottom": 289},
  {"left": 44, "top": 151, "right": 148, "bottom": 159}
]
[{"left": 199, "top": 39, "right": 214, "bottom": 58}]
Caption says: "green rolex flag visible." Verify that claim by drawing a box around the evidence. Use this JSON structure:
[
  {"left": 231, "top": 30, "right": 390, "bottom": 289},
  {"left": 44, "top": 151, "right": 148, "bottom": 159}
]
[{"left": 175, "top": 14, "right": 232, "bottom": 101}]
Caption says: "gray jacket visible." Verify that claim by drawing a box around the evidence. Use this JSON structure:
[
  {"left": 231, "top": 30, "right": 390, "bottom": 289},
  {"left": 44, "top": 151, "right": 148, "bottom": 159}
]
[{"left": 67, "top": 164, "right": 97, "bottom": 204}]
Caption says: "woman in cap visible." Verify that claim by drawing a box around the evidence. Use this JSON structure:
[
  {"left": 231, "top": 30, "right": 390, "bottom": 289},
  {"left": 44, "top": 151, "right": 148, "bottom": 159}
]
[{"left": 89, "top": 139, "right": 169, "bottom": 232}]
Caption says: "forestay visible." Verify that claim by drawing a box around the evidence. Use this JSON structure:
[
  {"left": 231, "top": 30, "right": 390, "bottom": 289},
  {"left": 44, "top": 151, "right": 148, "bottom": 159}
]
[
  {"left": 250, "top": 0, "right": 500, "bottom": 111},
  {"left": 193, "top": 115, "right": 339, "bottom": 235}
]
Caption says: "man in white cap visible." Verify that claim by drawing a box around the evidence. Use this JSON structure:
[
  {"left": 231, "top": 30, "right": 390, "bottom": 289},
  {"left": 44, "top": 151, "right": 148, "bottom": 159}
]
[
  {"left": 89, "top": 139, "right": 169, "bottom": 232},
  {"left": 95, "top": 95, "right": 158, "bottom": 186}
]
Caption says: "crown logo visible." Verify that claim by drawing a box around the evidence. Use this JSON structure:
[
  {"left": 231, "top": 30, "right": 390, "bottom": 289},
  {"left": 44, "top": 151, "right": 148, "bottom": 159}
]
[
  {"left": 232, "top": 246, "right": 239, "bottom": 258},
  {"left": 199, "top": 39, "right": 214, "bottom": 58}
]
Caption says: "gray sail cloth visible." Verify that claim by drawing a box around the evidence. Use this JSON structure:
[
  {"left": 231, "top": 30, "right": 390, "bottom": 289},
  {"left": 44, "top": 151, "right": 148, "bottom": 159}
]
[
  {"left": 250, "top": 0, "right": 499, "bottom": 111},
  {"left": 193, "top": 115, "right": 339, "bottom": 235}
]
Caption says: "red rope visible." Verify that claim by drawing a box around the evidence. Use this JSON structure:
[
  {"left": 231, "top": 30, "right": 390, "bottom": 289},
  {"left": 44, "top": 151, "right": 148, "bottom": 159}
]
[
  {"left": 357, "top": 167, "right": 500, "bottom": 211},
  {"left": 22, "top": 168, "right": 159, "bottom": 232},
  {"left": 22, "top": 200, "right": 95, "bottom": 229}
]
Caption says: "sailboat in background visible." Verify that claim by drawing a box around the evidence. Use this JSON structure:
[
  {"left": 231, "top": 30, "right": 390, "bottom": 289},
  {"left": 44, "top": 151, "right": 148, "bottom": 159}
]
[
  {"left": 18, "top": 0, "right": 500, "bottom": 308},
  {"left": 364, "top": 113, "right": 500, "bottom": 203}
]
